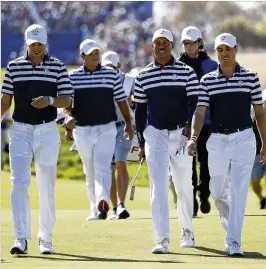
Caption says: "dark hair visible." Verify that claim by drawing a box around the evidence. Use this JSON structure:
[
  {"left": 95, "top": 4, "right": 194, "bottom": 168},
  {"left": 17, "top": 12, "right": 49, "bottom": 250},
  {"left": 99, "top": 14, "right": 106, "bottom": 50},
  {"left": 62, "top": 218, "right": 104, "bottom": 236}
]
[{"left": 197, "top": 38, "right": 204, "bottom": 49}]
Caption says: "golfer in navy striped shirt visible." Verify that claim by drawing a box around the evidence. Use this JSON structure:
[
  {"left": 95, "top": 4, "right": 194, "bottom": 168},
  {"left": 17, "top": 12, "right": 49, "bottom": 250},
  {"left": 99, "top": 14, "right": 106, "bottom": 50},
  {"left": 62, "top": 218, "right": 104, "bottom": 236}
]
[
  {"left": 64, "top": 39, "right": 134, "bottom": 221},
  {"left": 1, "top": 24, "right": 72, "bottom": 255},
  {"left": 188, "top": 33, "right": 266, "bottom": 256},
  {"left": 134, "top": 29, "right": 199, "bottom": 254}
]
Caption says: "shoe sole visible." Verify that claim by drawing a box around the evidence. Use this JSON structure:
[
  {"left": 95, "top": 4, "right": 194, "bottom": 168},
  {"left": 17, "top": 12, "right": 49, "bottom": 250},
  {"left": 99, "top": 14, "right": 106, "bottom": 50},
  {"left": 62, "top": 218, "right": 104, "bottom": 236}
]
[
  {"left": 41, "top": 251, "right": 54, "bottom": 255},
  {"left": 152, "top": 250, "right": 168, "bottom": 254},
  {"left": 10, "top": 247, "right": 27, "bottom": 255},
  {"left": 228, "top": 253, "right": 243, "bottom": 257},
  {"left": 98, "top": 200, "right": 109, "bottom": 214}
]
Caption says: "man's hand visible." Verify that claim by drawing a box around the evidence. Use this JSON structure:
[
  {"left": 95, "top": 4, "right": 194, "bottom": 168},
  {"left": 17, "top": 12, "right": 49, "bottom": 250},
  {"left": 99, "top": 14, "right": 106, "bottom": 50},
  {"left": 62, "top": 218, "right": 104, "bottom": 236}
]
[
  {"left": 139, "top": 147, "right": 146, "bottom": 160},
  {"left": 182, "top": 124, "right": 191, "bottom": 138},
  {"left": 65, "top": 116, "right": 75, "bottom": 130},
  {"left": 124, "top": 123, "right": 134, "bottom": 141},
  {"left": 65, "top": 129, "right": 74, "bottom": 142},
  {"left": 31, "top": 96, "right": 50, "bottom": 109},
  {"left": 260, "top": 146, "right": 266, "bottom": 165},
  {"left": 187, "top": 139, "right": 197, "bottom": 156}
]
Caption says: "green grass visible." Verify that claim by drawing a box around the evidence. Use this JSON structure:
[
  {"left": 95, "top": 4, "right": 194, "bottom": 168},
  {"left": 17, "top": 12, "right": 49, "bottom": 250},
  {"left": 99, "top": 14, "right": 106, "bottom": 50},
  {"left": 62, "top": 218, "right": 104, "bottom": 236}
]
[{"left": 2, "top": 171, "right": 266, "bottom": 269}]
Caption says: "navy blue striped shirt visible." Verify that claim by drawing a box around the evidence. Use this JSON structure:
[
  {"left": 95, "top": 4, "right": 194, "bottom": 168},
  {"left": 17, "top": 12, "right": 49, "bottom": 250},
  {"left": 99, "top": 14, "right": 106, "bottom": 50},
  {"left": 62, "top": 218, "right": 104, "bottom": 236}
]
[
  {"left": 134, "top": 56, "right": 199, "bottom": 146},
  {"left": 1, "top": 53, "right": 72, "bottom": 124},
  {"left": 69, "top": 65, "right": 127, "bottom": 126},
  {"left": 198, "top": 64, "right": 263, "bottom": 131}
]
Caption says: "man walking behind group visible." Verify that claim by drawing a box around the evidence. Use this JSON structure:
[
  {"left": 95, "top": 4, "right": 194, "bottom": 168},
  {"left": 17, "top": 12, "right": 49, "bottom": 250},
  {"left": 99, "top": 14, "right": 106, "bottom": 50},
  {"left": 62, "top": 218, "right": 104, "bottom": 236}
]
[
  {"left": 188, "top": 33, "right": 266, "bottom": 256},
  {"left": 1, "top": 24, "right": 72, "bottom": 255}
]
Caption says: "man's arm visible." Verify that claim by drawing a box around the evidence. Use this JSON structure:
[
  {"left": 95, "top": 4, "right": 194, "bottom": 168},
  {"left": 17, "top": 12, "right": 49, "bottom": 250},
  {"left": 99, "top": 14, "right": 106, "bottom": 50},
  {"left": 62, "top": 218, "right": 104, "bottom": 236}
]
[
  {"left": 116, "top": 100, "right": 132, "bottom": 125},
  {"left": 1, "top": 94, "right": 12, "bottom": 120},
  {"left": 135, "top": 102, "right": 147, "bottom": 148}
]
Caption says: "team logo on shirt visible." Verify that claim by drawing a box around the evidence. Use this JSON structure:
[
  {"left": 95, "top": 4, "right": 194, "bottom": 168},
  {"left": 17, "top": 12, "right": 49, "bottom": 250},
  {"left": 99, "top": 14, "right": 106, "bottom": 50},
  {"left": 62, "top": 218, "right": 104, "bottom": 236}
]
[
  {"left": 172, "top": 74, "right": 178, "bottom": 81},
  {"left": 238, "top": 80, "right": 243, "bottom": 87},
  {"left": 44, "top": 68, "right": 49, "bottom": 75},
  {"left": 102, "top": 78, "right": 107, "bottom": 84}
]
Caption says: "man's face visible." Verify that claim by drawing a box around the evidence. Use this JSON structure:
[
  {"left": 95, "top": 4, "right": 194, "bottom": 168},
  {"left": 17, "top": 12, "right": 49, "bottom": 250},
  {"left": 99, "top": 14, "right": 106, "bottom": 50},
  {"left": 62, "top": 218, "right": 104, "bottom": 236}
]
[
  {"left": 153, "top": 37, "right": 172, "bottom": 61},
  {"left": 28, "top": 42, "right": 46, "bottom": 59},
  {"left": 216, "top": 45, "right": 237, "bottom": 66},
  {"left": 81, "top": 49, "right": 101, "bottom": 66}
]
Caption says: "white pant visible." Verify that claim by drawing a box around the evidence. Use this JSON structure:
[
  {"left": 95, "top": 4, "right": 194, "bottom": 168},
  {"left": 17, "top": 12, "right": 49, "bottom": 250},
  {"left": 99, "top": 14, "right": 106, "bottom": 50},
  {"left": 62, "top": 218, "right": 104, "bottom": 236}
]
[
  {"left": 8, "top": 121, "right": 60, "bottom": 241},
  {"left": 144, "top": 125, "right": 194, "bottom": 244},
  {"left": 73, "top": 122, "right": 117, "bottom": 216},
  {"left": 207, "top": 128, "right": 256, "bottom": 246}
]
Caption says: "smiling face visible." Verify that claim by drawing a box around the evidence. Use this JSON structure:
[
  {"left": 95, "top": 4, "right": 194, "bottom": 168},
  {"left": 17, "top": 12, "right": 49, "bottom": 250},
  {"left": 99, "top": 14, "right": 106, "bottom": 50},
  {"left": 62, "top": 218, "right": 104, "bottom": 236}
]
[
  {"left": 216, "top": 44, "right": 237, "bottom": 67},
  {"left": 28, "top": 42, "right": 46, "bottom": 63},
  {"left": 152, "top": 37, "right": 173, "bottom": 65},
  {"left": 81, "top": 49, "right": 101, "bottom": 71}
]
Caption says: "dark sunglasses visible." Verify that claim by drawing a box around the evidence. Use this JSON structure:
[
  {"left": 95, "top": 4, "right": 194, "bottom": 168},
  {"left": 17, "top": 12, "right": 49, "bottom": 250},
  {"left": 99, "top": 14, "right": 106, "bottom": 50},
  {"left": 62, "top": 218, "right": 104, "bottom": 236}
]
[{"left": 183, "top": 40, "right": 197, "bottom": 45}]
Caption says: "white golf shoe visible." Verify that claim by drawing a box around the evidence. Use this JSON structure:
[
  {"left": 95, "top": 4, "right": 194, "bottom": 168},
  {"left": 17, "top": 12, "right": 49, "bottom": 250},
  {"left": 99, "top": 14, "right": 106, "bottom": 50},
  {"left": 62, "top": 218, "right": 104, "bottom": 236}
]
[
  {"left": 180, "top": 229, "right": 195, "bottom": 248},
  {"left": 227, "top": 241, "right": 243, "bottom": 257},
  {"left": 39, "top": 239, "right": 54, "bottom": 255},
  {"left": 86, "top": 213, "right": 99, "bottom": 221},
  {"left": 10, "top": 239, "right": 28, "bottom": 255},
  {"left": 152, "top": 238, "right": 169, "bottom": 254}
]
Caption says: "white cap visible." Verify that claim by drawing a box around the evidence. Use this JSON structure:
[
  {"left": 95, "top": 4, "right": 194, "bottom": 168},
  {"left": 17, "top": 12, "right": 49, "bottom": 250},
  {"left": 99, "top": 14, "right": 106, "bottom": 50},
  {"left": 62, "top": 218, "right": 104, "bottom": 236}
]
[
  {"left": 80, "top": 39, "right": 101, "bottom": 55},
  {"left": 214, "top": 33, "right": 237, "bottom": 50},
  {"left": 25, "top": 24, "right": 47, "bottom": 45},
  {"left": 180, "top": 26, "right": 202, "bottom": 43},
  {"left": 101, "top": 51, "right": 120, "bottom": 67},
  {"left": 152, "top": 29, "right": 174, "bottom": 43}
]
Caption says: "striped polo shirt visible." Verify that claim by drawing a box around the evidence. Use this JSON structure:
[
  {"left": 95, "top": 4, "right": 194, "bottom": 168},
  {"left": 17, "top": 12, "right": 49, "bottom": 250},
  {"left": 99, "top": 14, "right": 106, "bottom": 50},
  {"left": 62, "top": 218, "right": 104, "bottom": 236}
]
[
  {"left": 197, "top": 64, "right": 263, "bottom": 132},
  {"left": 134, "top": 56, "right": 199, "bottom": 130},
  {"left": 1, "top": 53, "right": 72, "bottom": 125},
  {"left": 69, "top": 65, "right": 127, "bottom": 126}
]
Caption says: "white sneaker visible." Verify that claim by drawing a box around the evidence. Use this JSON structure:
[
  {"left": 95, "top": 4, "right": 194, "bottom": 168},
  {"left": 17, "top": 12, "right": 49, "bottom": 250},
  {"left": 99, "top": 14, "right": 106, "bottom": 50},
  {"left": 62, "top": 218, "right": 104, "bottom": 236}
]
[
  {"left": 107, "top": 213, "right": 118, "bottom": 220},
  {"left": 152, "top": 238, "right": 169, "bottom": 254},
  {"left": 228, "top": 241, "right": 243, "bottom": 256},
  {"left": 10, "top": 239, "right": 28, "bottom": 255},
  {"left": 224, "top": 238, "right": 230, "bottom": 252},
  {"left": 180, "top": 229, "right": 195, "bottom": 248},
  {"left": 86, "top": 213, "right": 99, "bottom": 221},
  {"left": 39, "top": 239, "right": 54, "bottom": 254},
  {"left": 117, "top": 204, "right": 130, "bottom": 219}
]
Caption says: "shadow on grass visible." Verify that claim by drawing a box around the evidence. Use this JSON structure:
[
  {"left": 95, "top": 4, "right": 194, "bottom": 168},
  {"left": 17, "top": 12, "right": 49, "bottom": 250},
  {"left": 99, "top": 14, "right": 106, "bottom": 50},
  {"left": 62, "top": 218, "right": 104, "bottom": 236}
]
[
  {"left": 16, "top": 253, "right": 184, "bottom": 263},
  {"left": 244, "top": 214, "right": 266, "bottom": 217},
  {"left": 194, "top": 246, "right": 266, "bottom": 259}
]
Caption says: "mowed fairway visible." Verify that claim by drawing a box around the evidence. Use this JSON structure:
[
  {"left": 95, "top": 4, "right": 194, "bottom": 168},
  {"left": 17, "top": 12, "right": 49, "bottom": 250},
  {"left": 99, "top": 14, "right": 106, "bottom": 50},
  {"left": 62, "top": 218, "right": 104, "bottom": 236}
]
[{"left": 1, "top": 171, "right": 266, "bottom": 269}]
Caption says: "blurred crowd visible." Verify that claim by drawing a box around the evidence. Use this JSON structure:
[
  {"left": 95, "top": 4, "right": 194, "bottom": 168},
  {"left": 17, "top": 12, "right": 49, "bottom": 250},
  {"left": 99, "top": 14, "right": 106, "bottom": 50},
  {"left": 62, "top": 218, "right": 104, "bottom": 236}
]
[{"left": 1, "top": 1, "right": 154, "bottom": 71}]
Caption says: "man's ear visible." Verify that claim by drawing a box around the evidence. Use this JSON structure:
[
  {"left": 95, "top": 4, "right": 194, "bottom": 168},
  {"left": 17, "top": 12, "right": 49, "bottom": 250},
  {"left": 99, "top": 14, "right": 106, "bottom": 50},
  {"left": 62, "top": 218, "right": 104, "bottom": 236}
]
[
  {"left": 80, "top": 53, "right": 85, "bottom": 60},
  {"left": 171, "top": 42, "right": 174, "bottom": 49}
]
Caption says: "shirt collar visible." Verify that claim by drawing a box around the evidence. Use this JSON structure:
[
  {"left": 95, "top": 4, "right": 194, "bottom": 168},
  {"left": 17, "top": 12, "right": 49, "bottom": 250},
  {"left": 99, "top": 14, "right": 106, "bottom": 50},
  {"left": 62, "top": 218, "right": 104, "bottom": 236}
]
[
  {"left": 83, "top": 63, "right": 102, "bottom": 73},
  {"left": 215, "top": 63, "right": 242, "bottom": 77},
  {"left": 152, "top": 55, "right": 176, "bottom": 68},
  {"left": 24, "top": 52, "right": 49, "bottom": 64}
]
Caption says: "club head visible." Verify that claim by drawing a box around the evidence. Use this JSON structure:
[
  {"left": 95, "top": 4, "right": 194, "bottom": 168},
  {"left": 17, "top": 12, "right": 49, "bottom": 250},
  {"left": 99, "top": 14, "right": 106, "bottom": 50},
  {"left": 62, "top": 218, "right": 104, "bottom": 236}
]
[{"left": 129, "top": 186, "right": 135, "bottom": 201}]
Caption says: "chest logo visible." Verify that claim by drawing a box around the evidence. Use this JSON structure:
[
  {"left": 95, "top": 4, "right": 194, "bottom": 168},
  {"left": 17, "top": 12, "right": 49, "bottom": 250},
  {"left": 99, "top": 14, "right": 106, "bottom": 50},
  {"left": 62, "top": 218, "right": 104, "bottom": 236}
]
[
  {"left": 102, "top": 78, "right": 107, "bottom": 84},
  {"left": 238, "top": 80, "right": 243, "bottom": 87},
  {"left": 172, "top": 74, "right": 178, "bottom": 81},
  {"left": 44, "top": 68, "right": 49, "bottom": 74}
]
